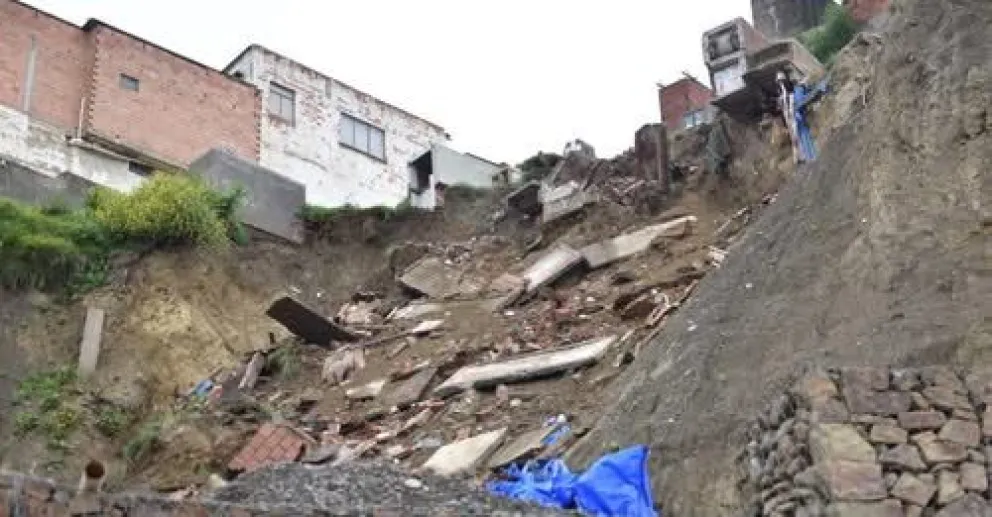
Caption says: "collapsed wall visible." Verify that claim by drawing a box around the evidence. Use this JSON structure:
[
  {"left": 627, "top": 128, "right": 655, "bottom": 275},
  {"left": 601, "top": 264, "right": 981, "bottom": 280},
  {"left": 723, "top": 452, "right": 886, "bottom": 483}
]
[{"left": 568, "top": 0, "right": 991, "bottom": 514}]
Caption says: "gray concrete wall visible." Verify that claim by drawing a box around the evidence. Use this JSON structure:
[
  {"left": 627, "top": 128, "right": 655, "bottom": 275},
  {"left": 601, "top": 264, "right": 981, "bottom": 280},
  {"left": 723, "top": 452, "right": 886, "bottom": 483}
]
[
  {"left": 190, "top": 148, "right": 305, "bottom": 243},
  {"left": 0, "top": 155, "right": 95, "bottom": 208},
  {"left": 410, "top": 144, "right": 500, "bottom": 209}
]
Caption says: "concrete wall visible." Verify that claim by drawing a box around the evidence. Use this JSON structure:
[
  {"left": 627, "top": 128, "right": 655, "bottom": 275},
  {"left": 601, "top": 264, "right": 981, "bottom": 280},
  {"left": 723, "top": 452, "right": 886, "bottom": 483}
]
[
  {"left": 0, "top": 156, "right": 96, "bottom": 207},
  {"left": 658, "top": 78, "right": 714, "bottom": 132},
  {"left": 0, "top": 103, "right": 143, "bottom": 192},
  {"left": 751, "top": 0, "right": 830, "bottom": 39},
  {"left": 225, "top": 46, "right": 449, "bottom": 208},
  {"left": 189, "top": 148, "right": 305, "bottom": 243},
  {"left": 410, "top": 144, "right": 501, "bottom": 209},
  {"left": 85, "top": 25, "right": 261, "bottom": 166}
]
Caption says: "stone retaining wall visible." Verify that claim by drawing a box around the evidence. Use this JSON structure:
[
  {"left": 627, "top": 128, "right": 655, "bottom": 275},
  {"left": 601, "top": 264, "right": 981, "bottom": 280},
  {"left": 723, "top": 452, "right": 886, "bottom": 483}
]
[{"left": 743, "top": 366, "right": 992, "bottom": 516}]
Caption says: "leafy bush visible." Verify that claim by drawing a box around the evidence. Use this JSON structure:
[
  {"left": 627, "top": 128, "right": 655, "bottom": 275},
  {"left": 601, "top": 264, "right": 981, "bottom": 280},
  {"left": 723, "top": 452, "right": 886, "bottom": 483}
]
[
  {"left": 0, "top": 199, "right": 110, "bottom": 291},
  {"left": 1, "top": 173, "right": 244, "bottom": 293},
  {"left": 800, "top": 2, "right": 859, "bottom": 66},
  {"left": 299, "top": 200, "right": 414, "bottom": 225},
  {"left": 88, "top": 174, "right": 240, "bottom": 248},
  {"left": 518, "top": 152, "right": 562, "bottom": 183}
]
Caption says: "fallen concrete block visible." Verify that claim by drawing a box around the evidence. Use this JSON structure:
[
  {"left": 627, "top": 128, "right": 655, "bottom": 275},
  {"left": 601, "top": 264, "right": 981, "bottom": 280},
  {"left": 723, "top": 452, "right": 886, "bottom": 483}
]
[
  {"left": 389, "top": 302, "right": 445, "bottom": 321},
  {"left": 488, "top": 426, "right": 557, "bottom": 469},
  {"left": 266, "top": 296, "right": 360, "bottom": 346},
  {"left": 433, "top": 336, "right": 616, "bottom": 397},
  {"left": 345, "top": 379, "right": 387, "bottom": 400},
  {"left": 397, "top": 256, "right": 461, "bottom": 299},
  {"left": 384, "top": 366, "right": 438, "bottom": 409},
  {"left": 422, "top": 428, "right": 507, "bottom": 476},
  {"left": 77, "top": 307, "right": 105, "bottom": 377},
  {"left": 580, "top": 216, "right": 697, "bottom": 269},
  {"left": 521, "top": 245, "right": 585, "bottom": 294},
  {"left": 410, "top": 319, "right": 444, "bottom": 335},
  {"left": 542, "top": 187, "right": 599, "bottom": 225}
]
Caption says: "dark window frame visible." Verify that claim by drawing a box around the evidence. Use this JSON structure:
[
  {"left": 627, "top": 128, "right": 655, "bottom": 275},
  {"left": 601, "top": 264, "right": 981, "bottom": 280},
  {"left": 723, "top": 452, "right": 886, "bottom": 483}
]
[
  {"left": 119, "top": 73, "right": 139, "bottom": 91},
  {"left": 268, "top": 82, "right": 296, "bottom": 124},
  {"left": 339, "top": 113, "right": 386, "bottom": 162}
]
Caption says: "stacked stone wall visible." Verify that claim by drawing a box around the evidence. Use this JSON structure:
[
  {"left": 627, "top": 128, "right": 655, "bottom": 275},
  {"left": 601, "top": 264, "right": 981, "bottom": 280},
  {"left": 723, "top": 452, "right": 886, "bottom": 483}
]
[{"left": 744, "top": 366, "right": 992, "bottom": 516}]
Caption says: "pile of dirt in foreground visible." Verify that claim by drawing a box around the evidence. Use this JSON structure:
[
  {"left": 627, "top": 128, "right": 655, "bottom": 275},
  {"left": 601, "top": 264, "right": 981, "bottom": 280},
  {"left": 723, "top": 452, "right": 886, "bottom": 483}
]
[
  {"left": 211, "top": 461, "right": 570, "bottom": 515},
  {"left": 568, "top": 0, "right": 991, "bottom": 515}
]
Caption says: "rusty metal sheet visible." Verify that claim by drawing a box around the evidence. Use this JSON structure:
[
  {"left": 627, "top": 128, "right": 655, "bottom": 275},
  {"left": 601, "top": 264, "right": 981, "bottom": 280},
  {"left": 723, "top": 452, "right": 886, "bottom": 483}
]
[{"left": 266, "top": 296, "right": 359, "bottom": 346}]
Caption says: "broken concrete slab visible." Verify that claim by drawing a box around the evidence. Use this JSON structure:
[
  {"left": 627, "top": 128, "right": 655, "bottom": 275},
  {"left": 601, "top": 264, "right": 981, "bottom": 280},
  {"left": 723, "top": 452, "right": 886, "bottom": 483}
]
[
  {"left": 397, "top": 256, "right": 459, "bottom": 299},
  {"left": 504, "top": 181, "right": 542, "bottom": 216},
  {"left": 521, "top": 245, "right": 585, "bottom": 294},
  {"left": 77, "top": 307, "right": 105, "bottom": 377},
  {"left": 422, "top": 428, "right": 507, "bottom": 476},
  {"left": 389, "top": 302, "right": 445, "bottom": 321},
  {"left": 266, "top": 296, "right": 360, "bottom": 346},
  {"left": 384, "top": 366, "right": 438, "bottom": 410},
  {"left": 410, "top": 320, "right": 444, "bottom": 335},
  {"left": 580, "top": 216, "right": 698, "bottom": 269},
  {"left": 487, "top": 426, "right": 557, "bottom": 469},
  {"left": 345, "top": 379, "right": 387, "bottom": 400},
  {"left": 541, "top": 183, "right": 599, "bottom": 225},
  {"left": 433, "top": 336, "right": 616, "bottom": 397}
]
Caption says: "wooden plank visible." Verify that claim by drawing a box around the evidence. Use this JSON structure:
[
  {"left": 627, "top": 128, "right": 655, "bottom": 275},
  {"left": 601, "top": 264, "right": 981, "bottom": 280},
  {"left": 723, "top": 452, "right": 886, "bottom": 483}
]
[
  {"left": 433, "top": 336, "right": 616, "bottom": 397},
  {"left": 77, "top": 307, "right": 105, "bottom": 377},
  {"left": 266, "top": 296, "right": 359, "bottom": 346}
]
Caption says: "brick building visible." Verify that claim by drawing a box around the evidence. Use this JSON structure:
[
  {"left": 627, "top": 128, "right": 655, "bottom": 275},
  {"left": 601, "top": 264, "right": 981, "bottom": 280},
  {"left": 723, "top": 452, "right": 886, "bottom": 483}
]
[
  {"left": 845, "top": 0, "right": 891, "bottom": 23},
  {"left": 0, "top": 0, "right": 260, "bottom": 176},
  {"left": 658, "top": 76, "right": 715, "bottom": 132}
]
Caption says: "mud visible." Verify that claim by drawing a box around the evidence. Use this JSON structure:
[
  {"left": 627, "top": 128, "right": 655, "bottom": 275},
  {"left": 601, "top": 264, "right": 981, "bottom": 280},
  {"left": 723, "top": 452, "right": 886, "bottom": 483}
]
[{"left": 569, "top": 0, "right": 992, "bottom": 514}]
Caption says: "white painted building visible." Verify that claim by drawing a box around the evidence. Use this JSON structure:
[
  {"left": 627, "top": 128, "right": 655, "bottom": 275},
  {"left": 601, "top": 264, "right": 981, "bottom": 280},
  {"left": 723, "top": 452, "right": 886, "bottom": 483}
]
[{"left": 224, "top": 45, "right": 496, "bottom": 209}]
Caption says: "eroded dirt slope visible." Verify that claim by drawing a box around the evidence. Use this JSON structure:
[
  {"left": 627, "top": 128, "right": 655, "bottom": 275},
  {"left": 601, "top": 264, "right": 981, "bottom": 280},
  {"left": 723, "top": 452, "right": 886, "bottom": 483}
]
[{"left": 568, "top": 0, "right": 992, "bottom": 515}]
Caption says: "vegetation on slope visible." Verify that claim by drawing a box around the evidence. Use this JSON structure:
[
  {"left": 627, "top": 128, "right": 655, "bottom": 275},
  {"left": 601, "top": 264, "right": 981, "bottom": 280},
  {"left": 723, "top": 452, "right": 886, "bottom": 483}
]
[
  {"left": 800, "top": 2, "right": 859, "bottom": 66},
  {"left": 0, "top": 173, "right": 244, "bottom": 293}
]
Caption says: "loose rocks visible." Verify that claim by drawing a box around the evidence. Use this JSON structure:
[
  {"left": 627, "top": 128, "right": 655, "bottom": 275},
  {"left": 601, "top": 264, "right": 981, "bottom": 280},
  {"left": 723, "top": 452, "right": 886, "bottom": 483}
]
[{"left": 742, "top": 366, "right": 992, "bottom": 517}]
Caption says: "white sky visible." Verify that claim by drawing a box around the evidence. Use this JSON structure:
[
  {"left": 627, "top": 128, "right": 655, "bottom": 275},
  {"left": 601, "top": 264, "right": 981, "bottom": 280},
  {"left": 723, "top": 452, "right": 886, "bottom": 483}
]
[{"left": 29, "top": 0, "right": 752, "bottom": 163}]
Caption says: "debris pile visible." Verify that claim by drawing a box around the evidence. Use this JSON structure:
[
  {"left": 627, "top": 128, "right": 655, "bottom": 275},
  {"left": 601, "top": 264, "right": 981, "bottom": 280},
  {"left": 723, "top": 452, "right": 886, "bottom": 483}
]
[{"left": 743, "top": 367, "right": 992, "bottom": 516}]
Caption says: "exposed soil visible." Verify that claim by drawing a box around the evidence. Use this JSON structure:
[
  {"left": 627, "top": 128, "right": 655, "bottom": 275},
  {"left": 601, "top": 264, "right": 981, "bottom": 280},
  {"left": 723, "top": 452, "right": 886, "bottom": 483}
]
[{"left": 568, "top": 0, "right": 992, "bottom": 515}]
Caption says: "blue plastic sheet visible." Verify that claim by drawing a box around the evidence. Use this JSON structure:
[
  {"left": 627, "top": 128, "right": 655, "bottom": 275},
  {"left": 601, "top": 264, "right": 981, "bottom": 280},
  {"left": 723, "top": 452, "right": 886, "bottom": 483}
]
[
  {"left": 487, "top": 445, "right": 658, "bottom": 517},
  {"left": 792, "top": 79, "right": 830, "bottom": 163}
]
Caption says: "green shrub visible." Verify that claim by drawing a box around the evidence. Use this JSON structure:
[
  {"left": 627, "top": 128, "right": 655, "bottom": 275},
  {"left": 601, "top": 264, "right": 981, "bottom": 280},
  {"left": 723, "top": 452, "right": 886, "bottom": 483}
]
[
  {"left": 800, "top": 2, "right": 858, "bottom": 66},
  {"left": 0, "top": 201, "right": 110, "bottom": 291},
  {"left": 13, "top": 367, "right": 80, "bottom": 449},
  {"left": 88, "top": 173, "right": 239, "bottom": 248},
  {"left": 299, "top": 201, "right": 413, "bottom": 225},
  {"left": 123, "top": 416, "right": 164, "bottom": 465}
]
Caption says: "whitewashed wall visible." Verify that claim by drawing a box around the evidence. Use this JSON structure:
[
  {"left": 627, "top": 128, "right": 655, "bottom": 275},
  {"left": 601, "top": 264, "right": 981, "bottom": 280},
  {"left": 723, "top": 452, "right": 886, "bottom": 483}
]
[
  {"left": 227, "top": 46, "right": 449, "bottom": 208},
  {"left": 0, "top": 104, "right": 143, "bottom": 193}
]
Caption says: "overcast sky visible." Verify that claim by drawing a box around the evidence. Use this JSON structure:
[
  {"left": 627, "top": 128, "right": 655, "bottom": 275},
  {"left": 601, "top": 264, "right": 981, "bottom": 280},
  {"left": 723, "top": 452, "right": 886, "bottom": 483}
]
[{"left": 30, "top": 0, "right": 752, "bottom": 163}]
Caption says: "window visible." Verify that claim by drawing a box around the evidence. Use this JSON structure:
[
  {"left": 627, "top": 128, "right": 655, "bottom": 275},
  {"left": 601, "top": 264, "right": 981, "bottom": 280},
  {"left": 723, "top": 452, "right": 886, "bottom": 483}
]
[
  {"left": 339, "top": 113, "right": 385, "bottom": 161},
  {"left": 682, "top": 110, "right": 705, "bottom": 129},
  {"left": 119, "top": 74, "right": 139, "bottom": 91},
  {"left": 128, "top": 161, "right": 153, "bottom": 176},
  {"left": 268, "top": 82, "right": 295, "bottom": 123}
]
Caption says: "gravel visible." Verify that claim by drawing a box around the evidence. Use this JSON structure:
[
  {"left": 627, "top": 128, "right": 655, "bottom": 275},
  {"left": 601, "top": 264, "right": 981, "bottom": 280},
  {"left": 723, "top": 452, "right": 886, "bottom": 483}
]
[{"left": 211, "top": 461, "right": 572, "bottom": 516}]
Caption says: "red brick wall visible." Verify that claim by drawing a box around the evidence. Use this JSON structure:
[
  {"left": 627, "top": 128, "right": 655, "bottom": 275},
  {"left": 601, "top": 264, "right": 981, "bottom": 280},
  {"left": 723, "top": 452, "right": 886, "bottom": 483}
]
[
  {"left": 847, "top": 0, "right": 890, "bottom": 23},
  {"left": 659, "top": 79, "right": 714, "bottom": 132},
  {"left": 0, "top": 0, "right": 93, "bottom": 130},
  {"left": 86, "top": 26, "right": 260, "bottom": 166}
]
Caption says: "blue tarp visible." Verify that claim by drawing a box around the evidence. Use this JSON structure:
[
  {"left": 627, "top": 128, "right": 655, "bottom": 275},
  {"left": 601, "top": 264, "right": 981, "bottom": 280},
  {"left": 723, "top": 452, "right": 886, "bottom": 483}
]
[
  {"left": 487, "top": 445, "right": 658, "bottom": 517},
  {"left": 792, "top": 79, "right": 830, "bottom": 163}
]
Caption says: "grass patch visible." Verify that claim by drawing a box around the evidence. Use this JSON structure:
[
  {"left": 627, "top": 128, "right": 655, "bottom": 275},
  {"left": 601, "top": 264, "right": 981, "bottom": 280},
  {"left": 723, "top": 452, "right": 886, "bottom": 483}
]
[
  {"left": 265, "top": 346, "right": 300, "bottom": 380},
  {"left": 13, "top": 367, "right": 80, "bottom": 450},
  {"left": 1, "top": 173, "right": 245, "bottom": 294},
  {"left": 799, "top": 2, "right": 858, "bottom": 66},
  {"left": 123, "top": 415, "right": 165, "bottom": 465},
  {"left": 299, "top": 199, "right": 414, "bottom": 225},
  {"left": 94, "top": 406, "right": 133, "bottom": 437}
]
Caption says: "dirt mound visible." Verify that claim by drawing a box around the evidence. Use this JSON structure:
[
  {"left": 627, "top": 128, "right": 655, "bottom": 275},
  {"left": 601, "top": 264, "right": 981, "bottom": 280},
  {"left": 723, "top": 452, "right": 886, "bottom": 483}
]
[{"left": 568, "top": 0, "right": 992, "bottom": 514}]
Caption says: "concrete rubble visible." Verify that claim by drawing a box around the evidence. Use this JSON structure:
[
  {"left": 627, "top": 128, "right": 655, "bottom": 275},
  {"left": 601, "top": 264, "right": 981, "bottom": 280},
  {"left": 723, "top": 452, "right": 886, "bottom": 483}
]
[{"left": 267, "top": 296, "right": 360, "bottom": 345}]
